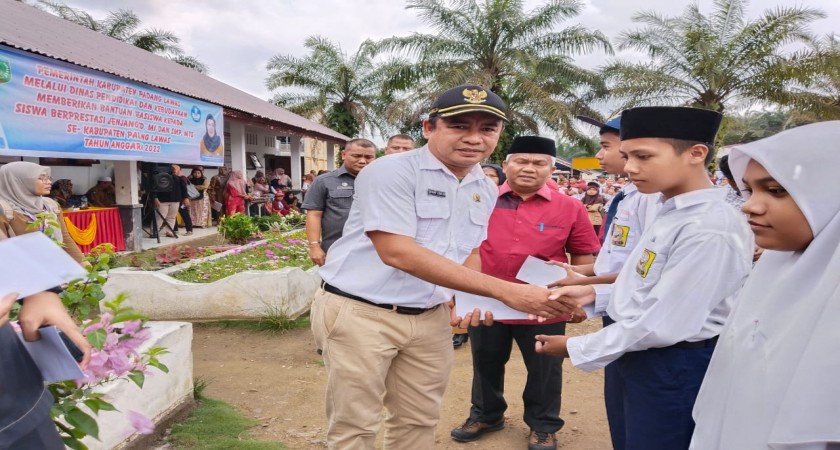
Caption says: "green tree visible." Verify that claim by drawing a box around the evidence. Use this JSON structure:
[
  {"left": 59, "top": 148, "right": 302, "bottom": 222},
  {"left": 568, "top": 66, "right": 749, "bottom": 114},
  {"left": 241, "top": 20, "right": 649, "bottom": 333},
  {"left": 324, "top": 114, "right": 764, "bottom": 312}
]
[
  {"left": 603, "top": 0, "right": 825, "bottom": 113},
  {"left": 772, "top": 34, "right": 840, "bottom": 120},
  {"left": 375, "top": 0, "right": 612, "bottom": 161},
  {"left": 34, "top": 1, "right": 208, "bottom": 73},
  {"left": 266, "top": 36, "right": 405, "bottom": 139},
  {"left": 720, "top": 109, "right": 816, "bottom": 145}
]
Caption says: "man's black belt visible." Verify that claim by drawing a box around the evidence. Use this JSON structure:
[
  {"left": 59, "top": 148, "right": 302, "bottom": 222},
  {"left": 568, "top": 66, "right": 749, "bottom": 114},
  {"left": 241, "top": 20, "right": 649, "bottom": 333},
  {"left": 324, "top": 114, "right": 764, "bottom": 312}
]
[
  {"left": 322, "top": 283, "right": 438, "bottom": 316},
  {"left": 670, "top": 335, "right": 719, "bottom": 349}
]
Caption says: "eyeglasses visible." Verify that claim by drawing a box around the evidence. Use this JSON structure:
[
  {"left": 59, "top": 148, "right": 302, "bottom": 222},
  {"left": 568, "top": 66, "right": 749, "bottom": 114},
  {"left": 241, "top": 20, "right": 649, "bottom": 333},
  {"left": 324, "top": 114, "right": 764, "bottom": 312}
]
[{"left": 38, "top": 175, "right": 52, "bottom": 183}]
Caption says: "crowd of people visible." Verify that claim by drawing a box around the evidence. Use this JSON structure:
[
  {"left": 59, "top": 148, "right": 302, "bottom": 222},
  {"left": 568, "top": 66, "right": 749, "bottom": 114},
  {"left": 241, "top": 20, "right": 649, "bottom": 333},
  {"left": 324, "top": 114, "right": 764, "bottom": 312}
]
[
  {"left": 303, "top": 84, "right": 839, "bottom": 450},
  {"left": 2, "top": 82, "right": 838, "bottom": 450}
]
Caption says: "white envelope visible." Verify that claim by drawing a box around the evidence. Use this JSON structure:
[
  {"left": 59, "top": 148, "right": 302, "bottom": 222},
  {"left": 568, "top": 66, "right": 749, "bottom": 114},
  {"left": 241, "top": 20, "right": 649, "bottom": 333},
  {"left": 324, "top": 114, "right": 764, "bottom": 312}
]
[
  {"left": 454, "top": 291, "right": 529, "bottom": 321},
  {"left": 0, "top": 232, "right": 87, "bottom": 298},
  {"left": 515, "top": 255, "right": 567, "bottom": 287}
]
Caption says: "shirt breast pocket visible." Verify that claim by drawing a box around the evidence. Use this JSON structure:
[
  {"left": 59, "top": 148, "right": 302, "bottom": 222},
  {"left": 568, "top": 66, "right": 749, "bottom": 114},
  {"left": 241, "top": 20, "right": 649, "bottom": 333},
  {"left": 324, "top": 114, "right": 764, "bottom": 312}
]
[
  {"left": 415, "top": 201, "right": 450, "bottom": 245},
  {"left": 457, "top": 207, "right": 490, "bottom": 251},
  {"left": 327, "top": 188, "right": 353, "bottom": 210}
]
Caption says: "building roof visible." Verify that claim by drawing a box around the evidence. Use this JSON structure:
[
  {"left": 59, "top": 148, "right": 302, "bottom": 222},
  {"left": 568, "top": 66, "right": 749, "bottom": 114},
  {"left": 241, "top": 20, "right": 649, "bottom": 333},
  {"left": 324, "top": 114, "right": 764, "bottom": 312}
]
[{"left": 0, "top": 1, "right": 349, "bottom": 143}]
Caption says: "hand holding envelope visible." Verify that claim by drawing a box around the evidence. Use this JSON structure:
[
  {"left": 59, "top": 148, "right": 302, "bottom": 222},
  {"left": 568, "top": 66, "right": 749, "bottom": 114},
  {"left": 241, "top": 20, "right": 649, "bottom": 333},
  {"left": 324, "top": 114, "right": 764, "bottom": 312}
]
[{"left": 454, "top": 256, "right": 587, "bottom": 323}]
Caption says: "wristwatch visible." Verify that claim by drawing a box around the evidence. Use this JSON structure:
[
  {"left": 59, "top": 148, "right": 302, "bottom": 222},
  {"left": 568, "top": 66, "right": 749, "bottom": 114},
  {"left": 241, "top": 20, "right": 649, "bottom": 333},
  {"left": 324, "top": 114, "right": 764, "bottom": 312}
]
[{"left": 308, "top": 241, "right": 321, "bottom": 246}]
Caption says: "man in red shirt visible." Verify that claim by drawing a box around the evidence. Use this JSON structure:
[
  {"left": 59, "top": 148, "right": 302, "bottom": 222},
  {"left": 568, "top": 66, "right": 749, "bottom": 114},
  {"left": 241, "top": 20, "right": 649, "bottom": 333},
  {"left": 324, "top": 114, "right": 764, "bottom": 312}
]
[{"left": 451, "top": 136, "right": 601, "bottom": 450}]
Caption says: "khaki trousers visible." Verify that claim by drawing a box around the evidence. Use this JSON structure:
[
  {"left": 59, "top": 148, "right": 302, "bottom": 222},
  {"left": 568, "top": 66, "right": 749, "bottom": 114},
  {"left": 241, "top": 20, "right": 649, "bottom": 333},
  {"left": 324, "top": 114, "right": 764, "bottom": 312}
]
[
  {"left": 311, "top": 290, "right": 453, "bottom": 450},
  {"left": 156, "top": 201, "right": 179, "bottom": 231}
]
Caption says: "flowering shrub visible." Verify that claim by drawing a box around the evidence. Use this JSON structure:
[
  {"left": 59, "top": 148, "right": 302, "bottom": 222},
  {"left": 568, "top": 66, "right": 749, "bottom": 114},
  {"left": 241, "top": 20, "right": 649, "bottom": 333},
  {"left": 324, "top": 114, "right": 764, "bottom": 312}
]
[
  {"left": 18, "top": 216, "right": 169, "bottom": 450},
  {"left": 171, "top": 230, "right": 312, "bottom": 283},
  {"left": 49, "top": 294, "right": 168, "bottom": 449}
]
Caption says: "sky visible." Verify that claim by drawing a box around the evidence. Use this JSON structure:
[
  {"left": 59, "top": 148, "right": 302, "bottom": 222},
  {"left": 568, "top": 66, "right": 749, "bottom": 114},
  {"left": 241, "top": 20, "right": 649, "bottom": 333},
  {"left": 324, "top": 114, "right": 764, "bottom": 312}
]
[{"left": 54, "top": 0, "right": 840, "bottom": 138}]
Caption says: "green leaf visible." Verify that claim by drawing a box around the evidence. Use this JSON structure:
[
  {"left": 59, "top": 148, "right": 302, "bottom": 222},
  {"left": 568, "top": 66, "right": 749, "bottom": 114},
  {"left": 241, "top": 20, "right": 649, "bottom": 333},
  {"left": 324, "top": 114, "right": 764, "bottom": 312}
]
[
  {"left": 128, "top": 370, "right": 145, "bottom": 388},
  {"left": 111, "top": 312, "right": 147, "bottom": 324},
  {"left": 86, "top": 329, "right": 107, "bottom": 350},
  {"left": 83, "top": 398, "right": 117, "bottom": 414},
  {"left": 65, "top": 408, "right": 100, "bottom": 439},
  {"left": 62, "top": 435, "right": 89, "bottom": 450}
]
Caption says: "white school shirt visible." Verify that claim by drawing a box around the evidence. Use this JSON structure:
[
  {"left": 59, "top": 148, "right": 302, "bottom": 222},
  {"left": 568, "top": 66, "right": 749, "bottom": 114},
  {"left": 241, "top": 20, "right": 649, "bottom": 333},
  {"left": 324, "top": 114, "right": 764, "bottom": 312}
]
[
  {"left": 567, "top": 188, "right": 753, "bottom": 372},
  {"left": 586, "top": 183, "right": 660, "bottom": 317},
  {"left": 318, "top": 146, "right": 498, "bottom": 308}
]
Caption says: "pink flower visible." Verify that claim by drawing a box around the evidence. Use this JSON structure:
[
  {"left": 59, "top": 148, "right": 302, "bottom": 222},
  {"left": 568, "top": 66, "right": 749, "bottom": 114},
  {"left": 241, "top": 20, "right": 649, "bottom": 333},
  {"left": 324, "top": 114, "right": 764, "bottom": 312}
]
[
  {"left": 265, "top": 250, "right": 275, "bottom": 258},
  {"left": 201, "top": 273, "right": 210, "bottom": 279},
  {"left": 127, "top": 410, "right": 154, "bottom": 434},
  {"left": 281, "top": 256, "right": 290, "bottom": 260},
  {"left": 122, "top": 320, "right": 142, "bottom": 335},
  {"left": 273, "top": 244, "right": 285, "bottom": 249}
]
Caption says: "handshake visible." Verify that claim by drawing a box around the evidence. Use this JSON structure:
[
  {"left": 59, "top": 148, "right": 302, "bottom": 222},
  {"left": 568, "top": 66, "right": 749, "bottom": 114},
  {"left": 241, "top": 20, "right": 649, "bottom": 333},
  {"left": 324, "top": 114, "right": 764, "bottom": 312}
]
[{"left": 450, "top": 283, "right": 595, "bottom": 329}]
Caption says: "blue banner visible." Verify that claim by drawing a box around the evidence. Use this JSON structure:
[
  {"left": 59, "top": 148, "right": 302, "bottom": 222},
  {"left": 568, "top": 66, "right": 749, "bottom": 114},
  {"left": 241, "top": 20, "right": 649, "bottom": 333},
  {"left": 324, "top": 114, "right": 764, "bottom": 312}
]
[{"left": 0, "top": 46, "right": 224, "bottom": 166}]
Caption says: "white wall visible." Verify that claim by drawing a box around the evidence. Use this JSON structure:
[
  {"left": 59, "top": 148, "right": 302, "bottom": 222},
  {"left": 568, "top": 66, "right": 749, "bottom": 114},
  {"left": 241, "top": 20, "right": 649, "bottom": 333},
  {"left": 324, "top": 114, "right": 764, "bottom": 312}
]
[{"left": 47, "top": 161, "right": 114, "bottom": 195}]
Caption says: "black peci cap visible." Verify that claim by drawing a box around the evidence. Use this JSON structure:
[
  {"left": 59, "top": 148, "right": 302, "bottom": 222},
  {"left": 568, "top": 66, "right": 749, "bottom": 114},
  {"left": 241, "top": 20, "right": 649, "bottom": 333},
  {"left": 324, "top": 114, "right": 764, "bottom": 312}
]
[
  {"left": 620, "top": 106, "right": 723, "bottom": 144},
  {"left": 506, "top": 135, "right": 556, "bottom": 157},
  {"left": 429, "top": 85, "right": 508, "bottom": 122}
]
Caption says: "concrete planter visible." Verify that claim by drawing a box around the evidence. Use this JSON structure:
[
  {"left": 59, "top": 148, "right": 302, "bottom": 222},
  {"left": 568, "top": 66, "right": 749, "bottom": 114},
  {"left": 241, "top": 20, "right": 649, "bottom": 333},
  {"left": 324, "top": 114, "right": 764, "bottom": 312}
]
[
  {"left": 103, "top": 239, "right": 320, "bottom": 321},
  {"left": 81, "top": 322, "right": 193, "bottom": 450}
]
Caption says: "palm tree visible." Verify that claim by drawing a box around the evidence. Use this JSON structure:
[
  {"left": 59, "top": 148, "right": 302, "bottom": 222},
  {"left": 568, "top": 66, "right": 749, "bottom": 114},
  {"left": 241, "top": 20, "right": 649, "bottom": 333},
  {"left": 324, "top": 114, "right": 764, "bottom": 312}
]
[
  {"left": 374, "top": 0, "right": 612, "bottom": 159},
  {"left": 265, "top": 36, "right": 404, "bottom": 138},
  {"left": 603, "top": 0, "right": 825, "bottom": 113},
  {"left": 34, "top": 1, "right": 208, "bottom": 73},
  {"left": 772, "top": 34, "right": 840, "bottom": 120}
]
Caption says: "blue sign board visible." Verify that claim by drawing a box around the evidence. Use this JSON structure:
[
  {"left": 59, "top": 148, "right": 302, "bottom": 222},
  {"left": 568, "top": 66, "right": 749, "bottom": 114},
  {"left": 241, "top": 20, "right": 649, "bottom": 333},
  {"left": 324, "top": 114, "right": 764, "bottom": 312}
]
[{"left": 0, "top": 46, "right": 224, "bottom": 166}]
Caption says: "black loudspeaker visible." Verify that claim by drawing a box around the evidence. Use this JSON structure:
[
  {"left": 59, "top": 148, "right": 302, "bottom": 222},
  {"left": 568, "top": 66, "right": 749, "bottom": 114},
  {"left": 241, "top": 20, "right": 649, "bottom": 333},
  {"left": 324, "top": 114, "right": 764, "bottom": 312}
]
[{"left": 151, "top": 167, "right": 175, "bottom": 193}]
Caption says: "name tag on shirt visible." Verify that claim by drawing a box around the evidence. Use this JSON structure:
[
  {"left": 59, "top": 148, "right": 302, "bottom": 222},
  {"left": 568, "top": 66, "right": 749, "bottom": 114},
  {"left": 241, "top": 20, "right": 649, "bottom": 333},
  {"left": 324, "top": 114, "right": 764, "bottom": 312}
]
[{"left": 427, "top": 189, "right": 446, "bottom": 198}]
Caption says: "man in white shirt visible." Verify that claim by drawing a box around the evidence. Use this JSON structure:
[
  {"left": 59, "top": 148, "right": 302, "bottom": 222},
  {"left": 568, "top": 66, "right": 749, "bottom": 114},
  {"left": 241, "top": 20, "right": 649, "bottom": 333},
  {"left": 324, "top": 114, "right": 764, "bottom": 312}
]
[
  {"left": 312, "top": 85, "right": 575, "bottom": 449},
  {"left": 535, "top": 106, "right": 753, "bottom": 450},
  {"left": 552, "top": 113, "right": 659, "bottom": 450}
]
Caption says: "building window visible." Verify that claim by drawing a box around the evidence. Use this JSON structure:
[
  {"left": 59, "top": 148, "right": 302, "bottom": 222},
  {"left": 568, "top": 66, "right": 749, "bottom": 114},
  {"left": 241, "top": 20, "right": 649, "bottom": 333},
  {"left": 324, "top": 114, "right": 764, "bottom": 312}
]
[{"left": 246, "top": 133, "right": 258, "bottom": 146}]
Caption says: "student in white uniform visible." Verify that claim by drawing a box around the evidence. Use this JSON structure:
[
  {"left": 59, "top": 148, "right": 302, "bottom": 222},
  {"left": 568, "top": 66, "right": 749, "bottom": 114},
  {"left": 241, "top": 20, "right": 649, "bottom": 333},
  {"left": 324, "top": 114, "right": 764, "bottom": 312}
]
[
  {"left": 691, "top": 121, "right": 840, "bottom": 449},
  {"left": 311, "top": 85, "right": 576, "bottom": 449},
  {"left": 534, "top": 106, "right": 754, "bottom": 450},
  {"left": 552, "top": 113, "right": 658, "bottom": 450}
]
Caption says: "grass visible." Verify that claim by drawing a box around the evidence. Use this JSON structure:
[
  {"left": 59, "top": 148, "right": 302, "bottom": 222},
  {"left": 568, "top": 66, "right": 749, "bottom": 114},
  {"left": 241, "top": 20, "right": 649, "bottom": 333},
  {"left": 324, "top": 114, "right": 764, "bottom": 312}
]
[
  {"left": 193, "top": 377, "right": 210, "bottom": 400},
  {"left": 170, "top": 230, "right": 313, "bottom": 283},
  {"left": 168, "top": 398, "right": 285, "bottom": 450},
  {"left": 195, "top": 314, "right": 311, "bottom": 333}
]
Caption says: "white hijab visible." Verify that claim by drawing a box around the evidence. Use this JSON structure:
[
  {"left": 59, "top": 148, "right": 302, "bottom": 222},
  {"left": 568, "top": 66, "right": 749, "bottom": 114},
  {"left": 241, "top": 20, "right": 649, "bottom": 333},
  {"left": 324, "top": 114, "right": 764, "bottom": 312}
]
[{"left": 691, "top": 121, "right": 840, "bottom": 449}]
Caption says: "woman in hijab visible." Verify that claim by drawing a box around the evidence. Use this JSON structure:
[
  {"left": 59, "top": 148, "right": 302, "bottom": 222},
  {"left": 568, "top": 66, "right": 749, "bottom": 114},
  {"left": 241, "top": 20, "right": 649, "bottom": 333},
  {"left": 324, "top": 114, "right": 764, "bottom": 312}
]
[
  {"left": 188, "top": 167, "right": 210, "bottom": 228},
  {"left": 0, "top": 162, "right": 84, "bottom": 262},
  {"left": 581, "top": 181, "right": 606, "bottom": 234},
  {"left": 481, "top": 163, "right": 506, "bottom": 187},
  {"left": 49, "top": 179, "right": 75, "bottom": 209},
  {"left": 690, "top": 121, "right": 840, "bottom": 449},
  {"left": 283, "top": 190, "right": 300, "bottom": 212},
  {"left": 200, "top": 114, "right": 222, "bottom": 155},
  {"left": 225, "top": 170, "right": 248, "bottom": 216}
]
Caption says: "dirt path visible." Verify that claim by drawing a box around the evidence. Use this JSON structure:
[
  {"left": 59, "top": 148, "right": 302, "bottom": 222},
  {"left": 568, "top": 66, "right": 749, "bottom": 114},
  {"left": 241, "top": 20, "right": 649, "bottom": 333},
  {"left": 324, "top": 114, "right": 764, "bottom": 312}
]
[{"left": 192, "top": 319, "right": 612, "bottom": 449}]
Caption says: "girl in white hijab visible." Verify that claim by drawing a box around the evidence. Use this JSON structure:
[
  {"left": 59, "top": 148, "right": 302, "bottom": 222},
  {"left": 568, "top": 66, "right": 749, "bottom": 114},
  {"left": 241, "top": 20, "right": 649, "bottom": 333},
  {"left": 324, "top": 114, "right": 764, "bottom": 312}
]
[
  {"left": 690, "top": 121, "right": 840, "bottom": 449},
  {"left": 0, "top": 161, "right": 84, "bottom": 262}
]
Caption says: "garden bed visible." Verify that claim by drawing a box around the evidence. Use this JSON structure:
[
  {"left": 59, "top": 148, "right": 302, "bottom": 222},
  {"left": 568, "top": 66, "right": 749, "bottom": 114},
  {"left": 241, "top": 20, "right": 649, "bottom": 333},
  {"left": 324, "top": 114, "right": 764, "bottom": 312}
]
[{"left": 103, "top": 227, "right": 320, "bottom": 322}]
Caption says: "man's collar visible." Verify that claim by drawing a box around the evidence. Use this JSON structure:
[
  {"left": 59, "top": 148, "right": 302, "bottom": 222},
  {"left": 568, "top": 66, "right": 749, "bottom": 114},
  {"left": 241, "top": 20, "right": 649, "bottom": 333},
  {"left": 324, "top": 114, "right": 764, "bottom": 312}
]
[
  {"left": 498, "top": 181, "right": 552, "bottom": 200},
  {"left": 659, "top": 187, "right": 727, "bottom": 209},
  {"left": 620, "top": 182, "right": 638, "bottom": 195},
  {"left": 335, "top": 166, "right": 352, "bottom": 177}
]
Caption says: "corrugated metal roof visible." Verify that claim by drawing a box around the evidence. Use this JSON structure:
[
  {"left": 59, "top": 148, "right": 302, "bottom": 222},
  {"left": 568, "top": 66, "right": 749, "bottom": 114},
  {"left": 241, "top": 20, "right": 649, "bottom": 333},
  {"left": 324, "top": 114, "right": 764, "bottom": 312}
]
[{"left": 0, "top": 0, "right": 350, "bottom": 143}]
